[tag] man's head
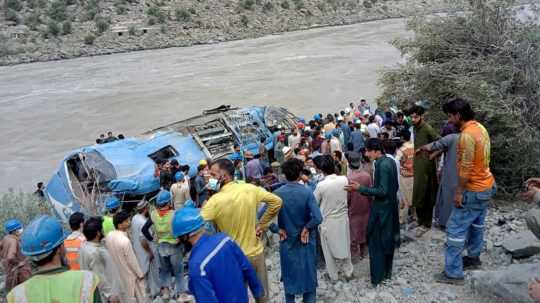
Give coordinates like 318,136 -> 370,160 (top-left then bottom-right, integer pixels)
4,219 -> 23,236
21,215 -> 66,268
210,159 -> 234,185
368,116 -> 375,124
234,143 -> 241,152
347,152 -> 362,170
107,131 -> 113,138
365,138 -> 384,161
400,129 -> 412,142
83,217 -> 104,242
443,98 -> 475,129
383,121 -> 393,130
408,105 -> 425,126
170,159 -> 179,168
313,155 -> 336,175
382,139 -> 397,156
113,210 -> 131,231
99,134 -> 105,139
68,212 -> 85,232
118,134 -> 125,140
396,112 -> 404,124
282,158 -> 304,182
37,182 -> 44,190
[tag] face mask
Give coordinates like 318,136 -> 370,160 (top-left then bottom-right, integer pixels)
208,178 -> 221,192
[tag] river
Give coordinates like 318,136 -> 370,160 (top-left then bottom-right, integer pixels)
0,18 -> 409,192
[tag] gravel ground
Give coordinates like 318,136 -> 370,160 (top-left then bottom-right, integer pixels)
264,200 -> 532,303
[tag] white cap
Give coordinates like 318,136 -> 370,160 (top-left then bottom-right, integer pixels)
344,108 -> 351,114
354,119 -> 361,124
363,110 -> 370,116
277,124 -> 283,129
337,116 -> 344,121
282,146 -> 292,154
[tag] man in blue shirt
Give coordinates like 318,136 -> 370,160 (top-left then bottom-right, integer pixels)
172,207 -> 264,303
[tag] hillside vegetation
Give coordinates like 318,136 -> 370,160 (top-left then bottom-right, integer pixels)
0,0 -> 456,64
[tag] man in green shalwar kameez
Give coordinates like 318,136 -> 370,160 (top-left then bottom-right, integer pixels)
410,105 -> 440,236
345,138 -> 400,286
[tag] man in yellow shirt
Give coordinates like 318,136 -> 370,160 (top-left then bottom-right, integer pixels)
201,158 -> 282,303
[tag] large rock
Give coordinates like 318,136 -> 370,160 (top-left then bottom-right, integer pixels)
470,263 -> 540,303
502,230 -> 540,258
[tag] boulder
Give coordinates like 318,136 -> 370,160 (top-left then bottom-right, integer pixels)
470,263 -> 540,303
502,230 -> 540,258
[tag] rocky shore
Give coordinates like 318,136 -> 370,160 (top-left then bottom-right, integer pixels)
0,0 -> 459,65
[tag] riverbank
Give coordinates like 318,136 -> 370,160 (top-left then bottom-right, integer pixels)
0,0 -> 459,65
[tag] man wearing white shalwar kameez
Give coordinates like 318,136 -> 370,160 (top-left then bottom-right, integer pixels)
314,155 -> 354,281
130,201 -> 160,298
106,210 -> 148,303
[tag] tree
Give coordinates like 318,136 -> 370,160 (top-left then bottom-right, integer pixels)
95,16 -> 109,33
378,1 -> 540,193
62,21 -> 72,34
84,33 -> 95,44
175,8 -> 191,22
47,21 -> 60,36
48,0 -> 67,21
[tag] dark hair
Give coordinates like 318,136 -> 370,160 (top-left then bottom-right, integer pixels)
197,164 -> 206,172
113,210 -> 131,229
33,246 -> 59,267
383,120 -> 394,126
314,155 -> 336,175
260,137 -> 266,143
368,116 -> 375,123
400,129 -> 411,141
385,112 -> 392,119
408,105 -> 425,116
99,134 -> 105,138
282,158 -> 304,181
69,212 -> 85,231
107,131 -> 113,135
365,138 -> 384,152
301,168 -> 312,177
181,165 -> 190,173
212,159 -> 235,177
333,150 -> 342,160
37,182 -> 44,188
396,112 -> 404,118
340,110 -> 345,116
263,166 -> 273,175
118,134 -> 125,139
443,98 -> 475,121
380,132 -> 390,140
83,217 -> 103,241
382,139 -> 397,155
360,99 -> 366,103
96,139 -> 102,144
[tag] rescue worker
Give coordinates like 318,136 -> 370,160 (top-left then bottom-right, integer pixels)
7,215 -> 101,303
103,196 -> 121,236
142,190 -> 188,300
0,219 -> 32,292
64,212 -> 86,270
172,207 -> 264,303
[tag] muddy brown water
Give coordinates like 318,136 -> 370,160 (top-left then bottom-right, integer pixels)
0,18 -> 409,192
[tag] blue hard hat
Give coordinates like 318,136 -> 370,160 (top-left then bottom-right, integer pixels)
184,199 -> 196,208
324,132 -> 332,140
174,172 -> 185,182
172,207 -> 205,237
4,219 -> 22,233
156,190 -> 172,207
230,152 -> 243,161
21,215 -> 66,256
105,196 -> 121,210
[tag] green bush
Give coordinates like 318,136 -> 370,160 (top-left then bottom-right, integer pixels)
84,33 -> 95,44
48,0 -> 67,21
240,14 -> 248,26
62,20 -> 72,34
7,0 -> 23,11
95,16 -> 109,33
160,24 -> 167,33
25,11 -> 42,30
188,7 -> 196,15
128,25 -> 136,35
5,9 -> 19,24
175,8 -> 191,22
47,20 -> 60,36
262,1 -> 273,13
147,6 -> 166,23
84,0 -> 99,21
362,0 -> 372,8
0,191 -> 51,238
147,16 -> 157,25
377,1 -> 540,193
292,0 -> 304,9
280,0 -> 289,9
240,0 -> 255,10
115,4 -> 127,14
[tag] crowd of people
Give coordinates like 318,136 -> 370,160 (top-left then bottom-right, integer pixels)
96,131 -> 125,144
1,97 -> 521,303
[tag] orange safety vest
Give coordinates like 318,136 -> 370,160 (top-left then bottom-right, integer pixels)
64,237 -> 83,270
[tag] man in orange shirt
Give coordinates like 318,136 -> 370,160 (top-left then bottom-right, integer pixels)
435,98 -> 496,285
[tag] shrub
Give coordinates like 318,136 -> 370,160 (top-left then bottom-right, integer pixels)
280,0 -> 289,9
293,0 -> 304,9
115,4 -> 127,14
84,33 -> 95,44
316,2 -> 325,11
188,7 -> 196,15
362,0 -> 372,8
240,14 -> 248,26
6,9 -> 19,24
0,191 -> 51,238
7,0 -> 23,11
47,21 -> 60,36
128,25 -> 136,35
147,16 -> 157,25
95,16 -> 109,33
377,1 -> 540,193
175,8 -> 191,22
147,6 -> 166,23
62,20 -> 72,34
240,0 -> 254,10
84,0 -> 99,21
160,24 -> 167,33
25,11 -> 42,30
262,1 -> 273,13
48,0 -> 67,21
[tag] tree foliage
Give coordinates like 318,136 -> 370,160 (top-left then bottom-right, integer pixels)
378,1 -> 540,193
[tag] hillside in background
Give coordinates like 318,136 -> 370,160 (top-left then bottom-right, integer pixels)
0,0 -> 457,65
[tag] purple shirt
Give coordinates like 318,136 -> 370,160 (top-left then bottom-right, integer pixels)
246,159 -> 264,180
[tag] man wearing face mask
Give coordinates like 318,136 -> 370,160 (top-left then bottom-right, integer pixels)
0,219 -> 32,293
201,159 -> 283,303
7,215 -> 101,303
172,207 -> 264,303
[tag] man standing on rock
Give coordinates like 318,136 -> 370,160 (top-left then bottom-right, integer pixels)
410,105 -> 440,237
345,138 -> 400,286
435,98 -> 496,285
